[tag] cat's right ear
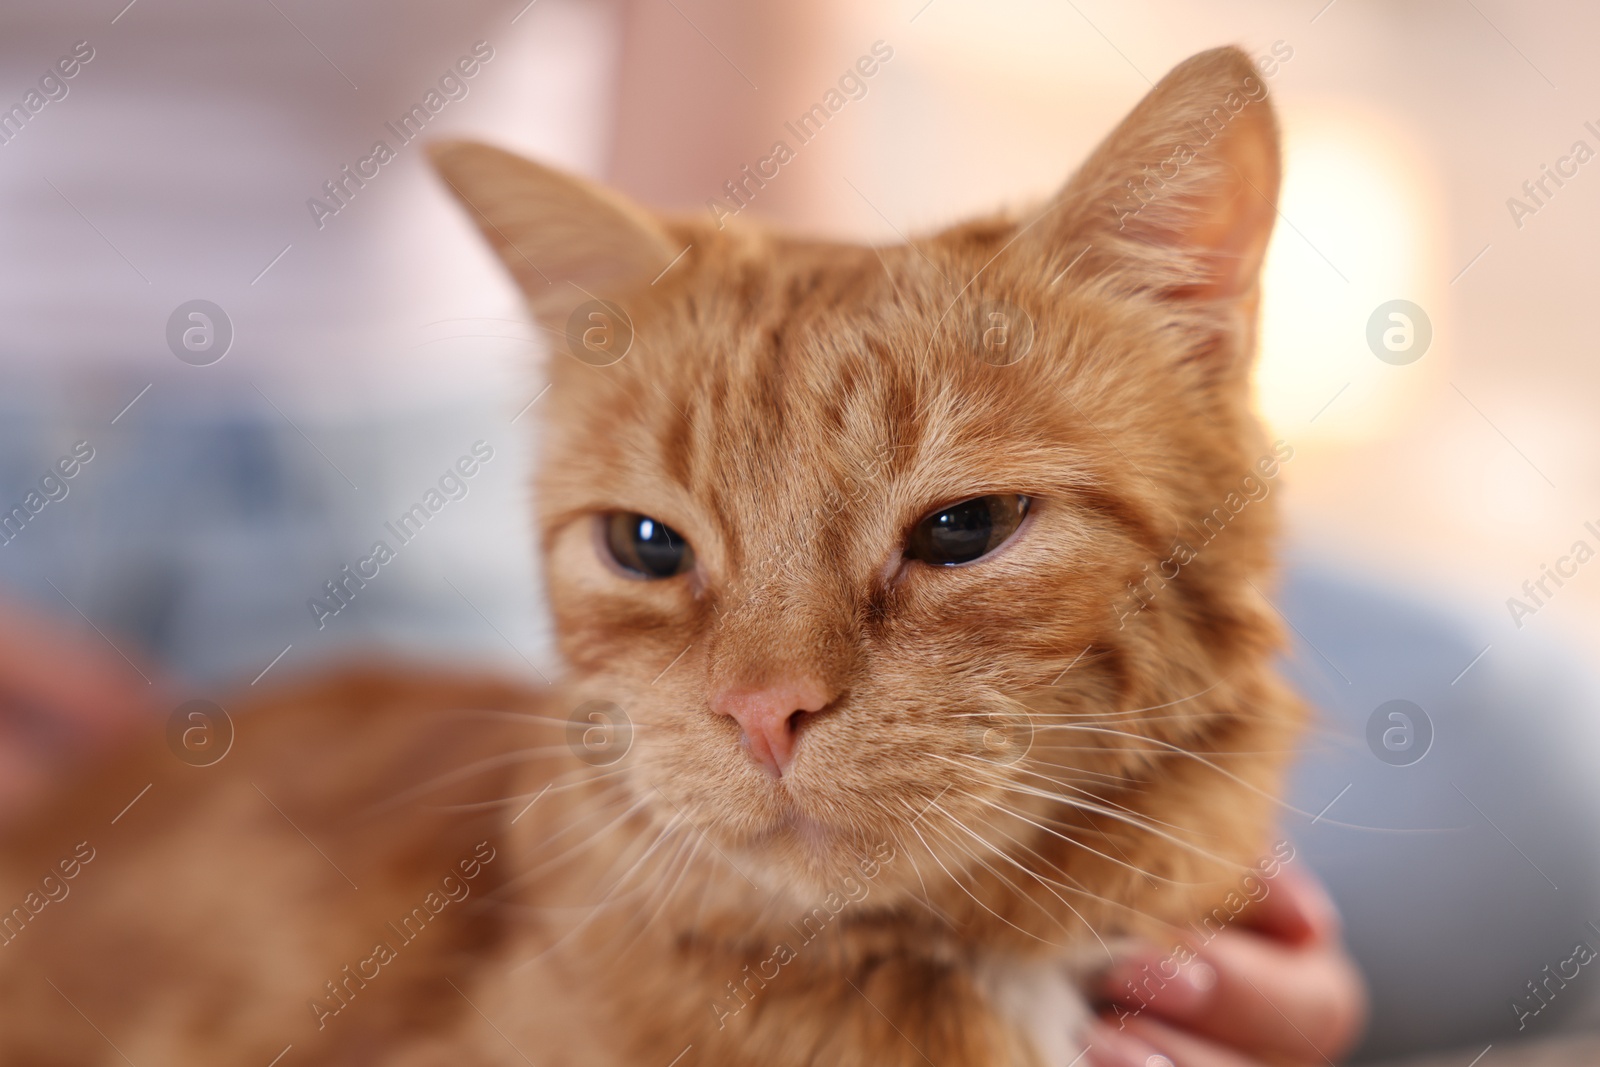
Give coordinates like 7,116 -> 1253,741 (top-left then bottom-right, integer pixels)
1012,47 -> 1281,377
427,141 -> 677,321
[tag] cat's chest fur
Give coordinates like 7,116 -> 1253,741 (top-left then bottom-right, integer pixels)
972,950 -> 1100,1065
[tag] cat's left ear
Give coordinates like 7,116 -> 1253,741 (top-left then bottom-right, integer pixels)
1020,46 -> 1280,363
427,140 -> 677,322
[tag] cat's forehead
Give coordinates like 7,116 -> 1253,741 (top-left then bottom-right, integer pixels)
652,228 -> 1058,419
635,245 -> 1045,452
542,233 -> 1123,545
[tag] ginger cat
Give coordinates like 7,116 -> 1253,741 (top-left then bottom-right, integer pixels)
0,46 -> 1301,1066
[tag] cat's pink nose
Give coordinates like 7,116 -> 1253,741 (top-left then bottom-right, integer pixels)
711,679 -> 832,777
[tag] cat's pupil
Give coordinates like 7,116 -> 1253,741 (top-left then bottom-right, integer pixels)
605,513 -> 695,578
906,495 -> 1029,566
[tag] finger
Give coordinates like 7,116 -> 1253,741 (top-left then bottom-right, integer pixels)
0,726 -> 53,811
1084,1018 -> 1255,1067
1235,866 -> 1341,944
1203,928 -> 1366,1059
0,603 -> 158,736
1104,929 -> 1366,1062
1123,1016 -> 1264,1067
1100,948 -> 1218,1021
1081,1017 -> 1228,1067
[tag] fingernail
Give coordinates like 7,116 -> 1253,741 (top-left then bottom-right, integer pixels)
1102,954 -> 1216,1019
1083,1022 -> 1171,1067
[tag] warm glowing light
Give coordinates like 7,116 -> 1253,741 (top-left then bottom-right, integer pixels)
1256,105 -> 1445,442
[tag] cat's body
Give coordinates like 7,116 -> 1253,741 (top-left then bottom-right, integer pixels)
0,47 -> 1304,1065
0,667 -> 1099,1066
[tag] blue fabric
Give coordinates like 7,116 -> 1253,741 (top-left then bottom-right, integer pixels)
1280,560 -> 1600,1060
0,400 -> 550,686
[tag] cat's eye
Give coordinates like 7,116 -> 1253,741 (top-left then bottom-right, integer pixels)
905,495 -> 1030,567
603,512 -> 696,579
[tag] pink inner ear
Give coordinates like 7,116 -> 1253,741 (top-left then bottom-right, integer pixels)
1019,48 -> 1283,310
427,139 -> 677,318
1178,125 -> 1280,304
1130,102 -> 1279,307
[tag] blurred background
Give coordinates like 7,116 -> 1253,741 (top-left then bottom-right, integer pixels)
3,0 -> 1598,1062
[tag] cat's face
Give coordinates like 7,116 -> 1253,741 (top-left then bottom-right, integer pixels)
433,47 -> 1297,925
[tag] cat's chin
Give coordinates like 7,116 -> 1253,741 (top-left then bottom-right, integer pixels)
740,807 -> 840,861
724,808 -> 908,907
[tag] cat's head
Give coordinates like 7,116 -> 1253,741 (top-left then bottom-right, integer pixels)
431,47 -> 1299,937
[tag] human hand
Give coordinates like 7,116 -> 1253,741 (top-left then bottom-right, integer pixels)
1086,867 -> 1368,1066
0,597 -> 161,820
